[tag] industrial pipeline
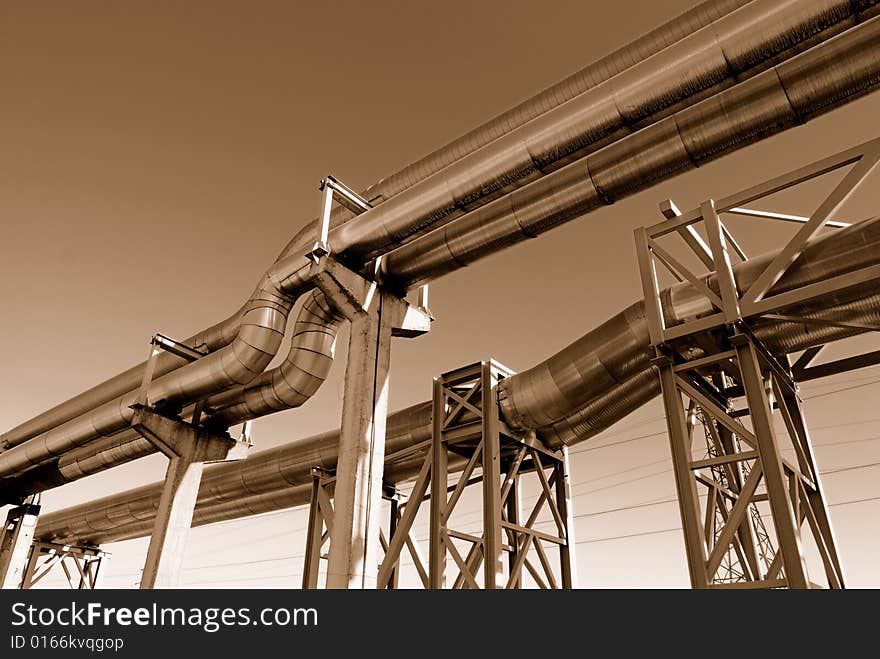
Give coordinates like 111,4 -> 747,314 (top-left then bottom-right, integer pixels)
0,1 -> 877,544
33,211 -> 880,545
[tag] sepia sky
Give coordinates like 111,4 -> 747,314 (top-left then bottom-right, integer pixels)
1,0 -> 879,588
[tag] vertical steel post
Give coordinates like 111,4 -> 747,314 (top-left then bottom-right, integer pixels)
658,362 -> 710,588
734,337 -> 810,588
429,377 -> 448,589
19,546 -> 40,590
505,464 -> 521,588
556,447 -> 577,589
88,552 -> 109,589
302,472 -> 325,590
481,362 -> 503,589
777,382 -> 845,587
388,497 -> 400,590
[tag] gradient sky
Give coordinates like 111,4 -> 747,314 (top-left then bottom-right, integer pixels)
1,1 -> 879,588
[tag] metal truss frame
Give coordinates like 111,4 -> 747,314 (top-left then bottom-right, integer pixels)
374,361 -> 576,589
633,138 -> 880,589
20,541 -> 109,590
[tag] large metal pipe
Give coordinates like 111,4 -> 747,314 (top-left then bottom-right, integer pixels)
8,288 -> 345,490
537,285 -> 880,446
378,12 -> 880,287
498,214 -> 880,432
200,289 -> 345,426
6,8 -> 880,496
0,256 -> 315,479
32,214 -> 880,545
0,0 -> 750,452
325,0 -> 880,263
273,0 -> 755,260
42,272 -> 875,497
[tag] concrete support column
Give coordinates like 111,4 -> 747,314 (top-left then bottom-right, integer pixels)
309,255 -> 430,589
0,500 -> 40,589
131,409 -> 243,589
141,453 -> 206,589
327,290 -> 393,589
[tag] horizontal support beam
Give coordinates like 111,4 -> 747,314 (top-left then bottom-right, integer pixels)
691,450 -> 759,470
726,207 -> 850,229
708,578 -> 788,589
674,350 -> 737,373
500,521 -> 565,546
794,348 -> 880,382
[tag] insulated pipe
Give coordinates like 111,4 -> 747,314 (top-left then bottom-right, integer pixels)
322,0 -> 880,263
33,403 -> 435,545
4,0 -> 869,462
179,0 -> 880,433
0,0 -> 748,451
498,211 -> 880,432
0,256 -> 319,479
537,287 -> 880,446
273,0 -> 755,260
378,13 -> 880,287
7,10 -> 880,496
25,276 -> 878,501
29,217 -> 880,543
0,312 -> 243,452
1,290 -> 345,489
32,288 -> 880,546
201,289 -> 346,426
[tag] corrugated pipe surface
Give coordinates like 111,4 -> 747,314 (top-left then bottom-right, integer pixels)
201,289 -> 346,425
498,213 -> 880,433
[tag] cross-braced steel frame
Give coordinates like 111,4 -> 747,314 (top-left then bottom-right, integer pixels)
20,541 -> 109,590
371,361 -> 576,589
301,361 -> 576,589
634,137 -> 880,588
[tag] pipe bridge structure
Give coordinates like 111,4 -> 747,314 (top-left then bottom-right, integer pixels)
2,0 -> 880,590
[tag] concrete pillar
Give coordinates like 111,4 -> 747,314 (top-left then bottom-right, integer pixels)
131,409 -> 242,589
0,501 -> 40,589
141,453 -> 206,589
308,255 -> 430,589
326,290 -> 394,589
